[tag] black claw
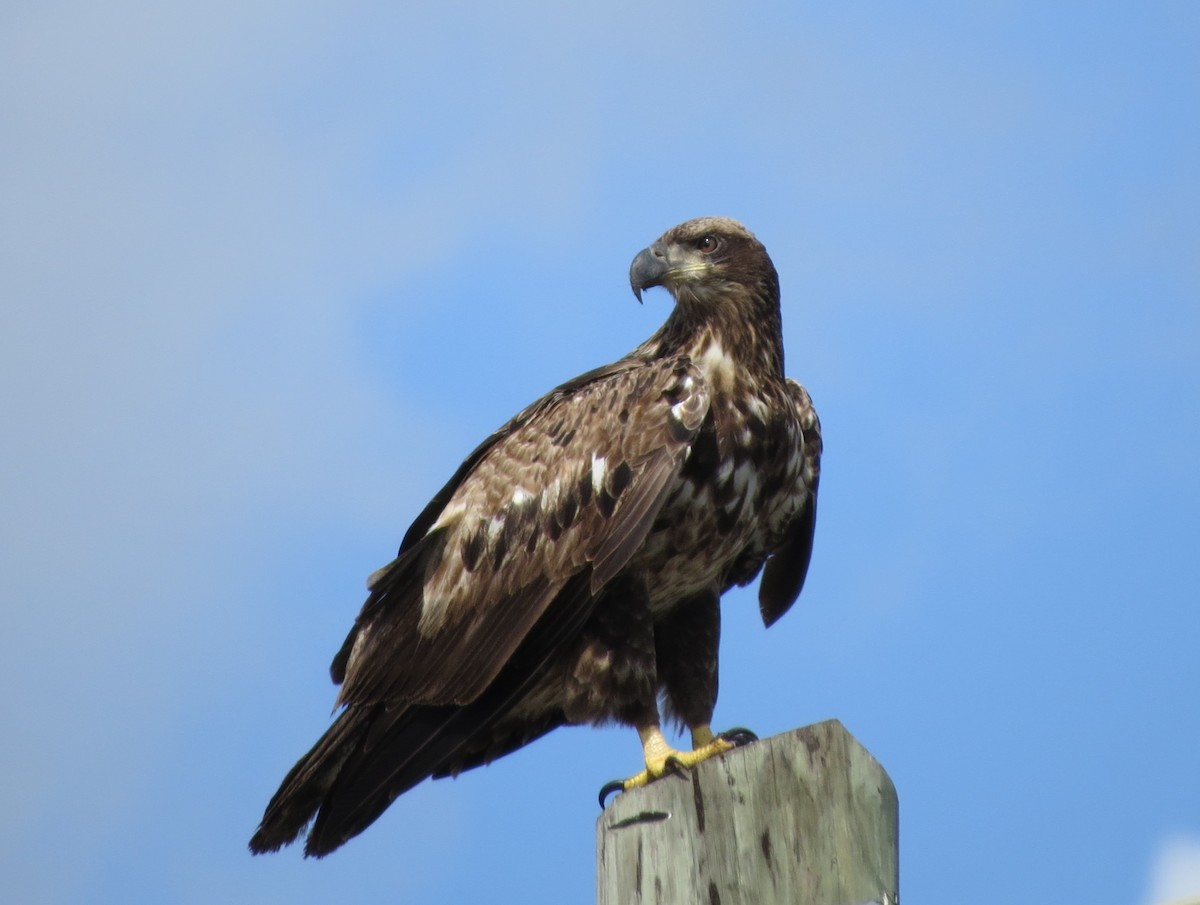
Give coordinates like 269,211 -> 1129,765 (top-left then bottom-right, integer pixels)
718,727 -> 758,747
599,779 -> 626,809
663,755 -> 690,777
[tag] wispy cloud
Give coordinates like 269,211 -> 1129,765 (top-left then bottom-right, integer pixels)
1144,835 -> 1200,905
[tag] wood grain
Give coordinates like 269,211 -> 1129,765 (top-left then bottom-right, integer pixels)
596,721 -> 898,905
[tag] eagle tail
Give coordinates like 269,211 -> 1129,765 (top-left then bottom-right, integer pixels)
248,672 -> 567,858
248,706 -> 371,856
249,702 -> 478,857
303,702 -> 501,856
250,570 -> 599,857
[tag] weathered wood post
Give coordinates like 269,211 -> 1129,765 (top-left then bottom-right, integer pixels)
596,720 -> 898,905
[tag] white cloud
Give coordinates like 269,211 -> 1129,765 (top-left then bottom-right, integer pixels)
1144,835 -> 1200,905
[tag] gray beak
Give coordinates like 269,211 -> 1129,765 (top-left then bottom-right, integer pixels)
628,242 -> 670,303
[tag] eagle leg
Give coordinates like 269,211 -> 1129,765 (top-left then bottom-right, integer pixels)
598,723 -> 756,807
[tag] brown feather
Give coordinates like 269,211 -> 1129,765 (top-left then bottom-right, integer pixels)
759,379 -> 823,626
333,355 -> 709,709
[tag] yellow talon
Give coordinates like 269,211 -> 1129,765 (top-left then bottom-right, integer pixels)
621,738 -> 735,790
599,724 -> 739,805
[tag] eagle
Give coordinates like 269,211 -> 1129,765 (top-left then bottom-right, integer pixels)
249,216 -> 822,857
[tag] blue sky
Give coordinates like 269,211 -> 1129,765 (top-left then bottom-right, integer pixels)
2,2 -> 1198,903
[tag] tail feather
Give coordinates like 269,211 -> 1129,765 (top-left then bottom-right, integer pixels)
305,702 -> 478,856
249,569 -> 598,857
257,695 -> 551,857
248,708 -> 371,855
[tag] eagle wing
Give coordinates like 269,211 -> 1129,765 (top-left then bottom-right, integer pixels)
332,355 -> 710,708
758,379 -> 822,627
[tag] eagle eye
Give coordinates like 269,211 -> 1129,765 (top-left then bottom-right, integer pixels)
696,235 -> 720,254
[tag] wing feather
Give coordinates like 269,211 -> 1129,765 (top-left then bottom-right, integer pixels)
758,379 -> 823,627
391,359 -> 643,559
334,356 -> 709,708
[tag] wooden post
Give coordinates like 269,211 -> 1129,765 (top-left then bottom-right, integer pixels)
596,720 -> 898,905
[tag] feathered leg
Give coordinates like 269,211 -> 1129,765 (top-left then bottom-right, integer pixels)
575,584 -> 753,805
610,589 -> 750,800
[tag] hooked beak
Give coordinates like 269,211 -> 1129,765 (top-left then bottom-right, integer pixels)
628,241 -> 670,303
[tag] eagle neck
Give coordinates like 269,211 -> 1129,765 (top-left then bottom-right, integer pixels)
641,284 -> 785,391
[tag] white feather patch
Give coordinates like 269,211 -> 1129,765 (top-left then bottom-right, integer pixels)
591,453 -> 607,492
486,515 -> 505,542
746,393 -> 770,421
696,339 -> 736,391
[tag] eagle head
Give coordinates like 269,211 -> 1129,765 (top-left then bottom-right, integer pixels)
628,216 -> 777,305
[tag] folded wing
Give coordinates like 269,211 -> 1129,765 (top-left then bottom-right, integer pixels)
331,355 -> 711,709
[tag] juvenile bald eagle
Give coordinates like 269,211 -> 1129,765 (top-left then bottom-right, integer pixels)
249,217 -> 822,857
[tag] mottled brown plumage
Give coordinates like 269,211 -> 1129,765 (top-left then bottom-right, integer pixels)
249,216 -> 822,857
